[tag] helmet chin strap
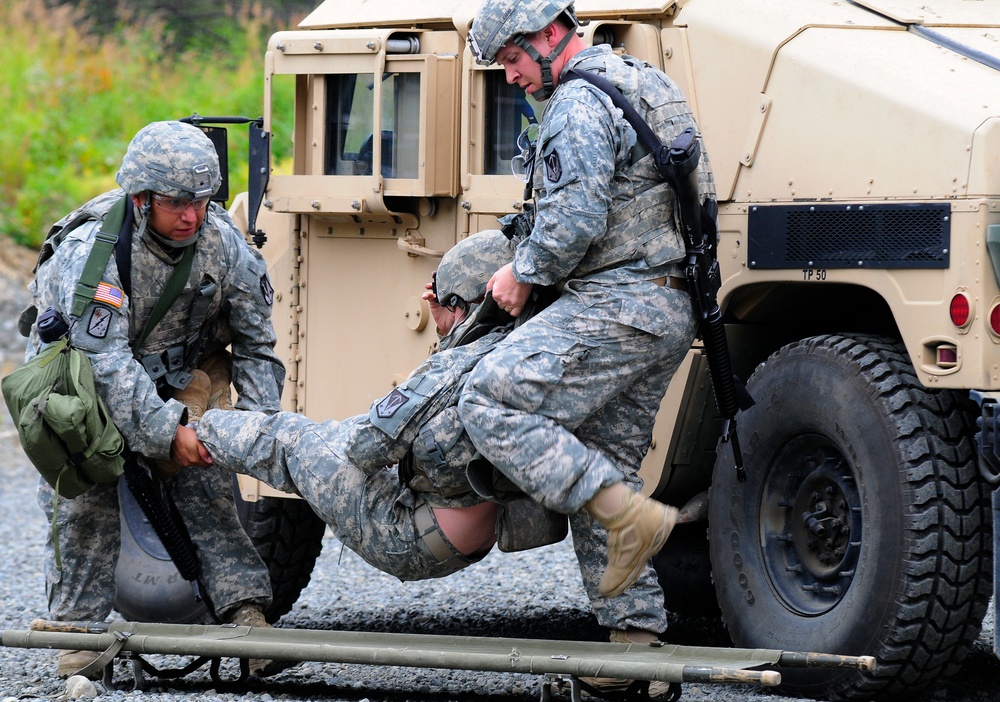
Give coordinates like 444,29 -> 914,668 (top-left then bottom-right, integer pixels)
134,197 -> 153,243
514,28 -> 576,100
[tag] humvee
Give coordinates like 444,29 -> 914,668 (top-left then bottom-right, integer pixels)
114,0 -> 1000,699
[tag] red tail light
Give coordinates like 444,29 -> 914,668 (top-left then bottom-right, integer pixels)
950,293 -> 972,329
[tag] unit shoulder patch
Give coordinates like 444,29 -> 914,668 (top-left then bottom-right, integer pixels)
86,307 -> 113,338
544,150 -> 563,183
261,274 -> 274,306
376,388 -> 410,418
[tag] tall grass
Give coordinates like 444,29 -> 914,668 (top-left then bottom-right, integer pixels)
0,0 -> 293,248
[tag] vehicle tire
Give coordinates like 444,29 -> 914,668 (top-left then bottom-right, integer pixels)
234,492 -> 327,623
116,481 -> 326,625
707,334 -> 992,701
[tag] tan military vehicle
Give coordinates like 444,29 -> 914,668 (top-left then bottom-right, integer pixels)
113,0 -> 1000,699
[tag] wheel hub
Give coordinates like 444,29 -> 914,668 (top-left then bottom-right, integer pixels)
793,471 -> 853,580
760,437 -> 862,616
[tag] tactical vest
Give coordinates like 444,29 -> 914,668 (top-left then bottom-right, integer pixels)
535,53 -> 699,278
33,189 -> 222,392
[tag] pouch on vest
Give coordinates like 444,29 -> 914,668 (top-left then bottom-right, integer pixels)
408,407 -> 480,498
2,337 -> 124,499
496,496 -> 568,553
466,452 -> 522,499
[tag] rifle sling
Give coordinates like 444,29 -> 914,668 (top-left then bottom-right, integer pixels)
565,69 -> 704,250
564,69 -> 664,167
131,246 -> 194,352
564,67 -> 753,480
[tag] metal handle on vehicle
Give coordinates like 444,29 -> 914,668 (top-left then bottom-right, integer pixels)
397,234 -> 444,258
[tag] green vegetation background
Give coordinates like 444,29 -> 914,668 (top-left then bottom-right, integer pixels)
1,1 -> 308,249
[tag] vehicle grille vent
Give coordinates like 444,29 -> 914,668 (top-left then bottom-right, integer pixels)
747,203 -> 950,269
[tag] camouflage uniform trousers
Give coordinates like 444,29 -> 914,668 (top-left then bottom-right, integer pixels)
458,278 -> 697,633
198,409 -> 484,581
36,465 -> 270,622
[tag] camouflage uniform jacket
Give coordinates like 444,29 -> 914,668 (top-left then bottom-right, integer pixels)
28,189 -> 285,460
514,44 -> 716,288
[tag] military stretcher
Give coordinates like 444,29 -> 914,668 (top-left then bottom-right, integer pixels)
4,619 -> 875,700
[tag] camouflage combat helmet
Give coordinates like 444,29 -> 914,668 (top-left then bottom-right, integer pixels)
469,0 -> 579,99
116,121 -> 221,199
434,229 -> 517,310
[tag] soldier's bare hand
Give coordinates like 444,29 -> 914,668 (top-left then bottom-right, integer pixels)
171,424 -> 214,467
423,281 -> 461,334
488,263 -> 532,317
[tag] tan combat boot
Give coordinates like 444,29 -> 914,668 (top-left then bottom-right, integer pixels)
579,630 -> 675,699
200,350 -> 235,411
56,649 -> 102,679
155,370 -> 211,478
174,369 -> 212,422
586,483 -> 678,598
228,602 -> 273,677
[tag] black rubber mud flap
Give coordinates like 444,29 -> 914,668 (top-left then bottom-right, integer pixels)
652,522 -> 719,618
708,334 -> 991,701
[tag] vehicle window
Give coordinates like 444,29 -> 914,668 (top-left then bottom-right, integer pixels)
324,72 -> 421,179
325,74 -> 373,175
483,71 -> 541,175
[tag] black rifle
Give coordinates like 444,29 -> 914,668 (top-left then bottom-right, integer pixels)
121,448 -> 216,618
567,69 -> 754,481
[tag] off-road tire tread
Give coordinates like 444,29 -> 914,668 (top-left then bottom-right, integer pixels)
715,334 -> 991,701
239,496 -> 327,623
828,335 -> 991,699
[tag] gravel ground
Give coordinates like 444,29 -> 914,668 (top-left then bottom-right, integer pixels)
0,243 -> 999,702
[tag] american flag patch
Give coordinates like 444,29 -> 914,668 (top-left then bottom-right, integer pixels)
94,281 -> 124,308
